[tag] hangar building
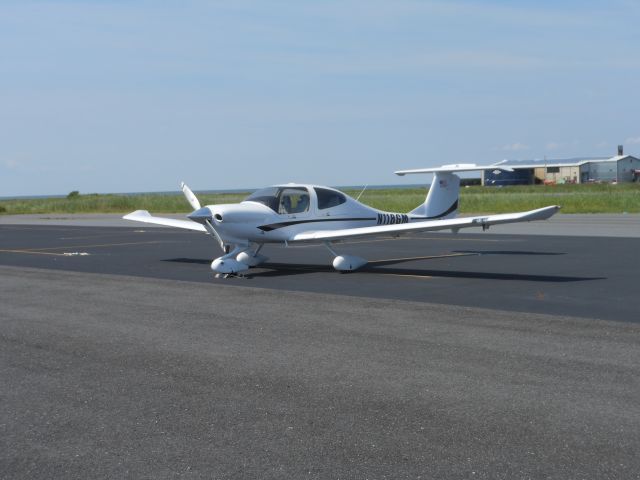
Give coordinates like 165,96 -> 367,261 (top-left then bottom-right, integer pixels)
482,148 -> 640,186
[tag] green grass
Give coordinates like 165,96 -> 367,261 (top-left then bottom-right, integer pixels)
1,183 -> 640,215
351,183 -> 640,214
0,193 -> 247,215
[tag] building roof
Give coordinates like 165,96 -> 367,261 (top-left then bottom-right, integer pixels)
497,155 -> 634,169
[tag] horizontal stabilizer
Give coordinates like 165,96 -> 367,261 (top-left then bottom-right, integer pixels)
395,162 -> 514,175
122,210 -> 206,232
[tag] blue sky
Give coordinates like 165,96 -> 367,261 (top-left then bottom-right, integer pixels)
1,0 -> 639,196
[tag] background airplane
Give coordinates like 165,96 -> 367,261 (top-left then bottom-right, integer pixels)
124,163 -> 560,276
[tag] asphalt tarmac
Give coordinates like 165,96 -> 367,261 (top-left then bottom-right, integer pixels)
2,223 -> 640,478
0,224 -> 636,322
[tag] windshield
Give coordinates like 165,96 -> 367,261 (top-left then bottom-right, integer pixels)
243,187 -> 280,211
244,187 -> 310,214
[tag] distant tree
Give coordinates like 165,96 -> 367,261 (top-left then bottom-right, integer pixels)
67,190 -> 80,199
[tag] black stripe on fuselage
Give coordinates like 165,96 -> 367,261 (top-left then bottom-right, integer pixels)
257,217 -> 377,232
258,199 -> 458,231
411,200 -> 458,220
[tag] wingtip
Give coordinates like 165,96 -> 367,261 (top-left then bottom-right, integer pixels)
122,210 -> 150,220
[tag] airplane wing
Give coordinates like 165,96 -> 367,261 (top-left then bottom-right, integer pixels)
123,210 -> 206,232
290,205 -> 560,243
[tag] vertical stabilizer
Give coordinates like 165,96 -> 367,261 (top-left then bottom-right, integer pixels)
395,162 -> 514,220
410,172 -> 460,219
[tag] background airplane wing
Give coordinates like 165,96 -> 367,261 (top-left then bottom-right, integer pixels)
290,205 -> 560,243
123,210 -> 206,232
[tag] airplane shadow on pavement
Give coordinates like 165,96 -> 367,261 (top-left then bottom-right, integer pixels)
163,255 -> 604,283
255,264 -> 603,283
452,250 -> 567,256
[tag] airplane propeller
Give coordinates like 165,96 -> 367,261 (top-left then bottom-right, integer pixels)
180,182 -> 201,210
180,181 -> 226,250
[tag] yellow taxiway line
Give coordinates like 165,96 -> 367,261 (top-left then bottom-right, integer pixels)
367,252 -> 479,265
384,273 -> 433,279
26,240 -> 171,251
0,248 -> 69,256
0,240 -> 172,256
362,252 -> 480,280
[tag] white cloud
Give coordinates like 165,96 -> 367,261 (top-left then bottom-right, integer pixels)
545,142 -> 562,150
595,141 -> 608,148
298,0 -> 599,29
1,157 -> 59,174
499,142 -> 529,152
272,50 -> 549,76
625,136 -> 640,144
3,159 -> 20,170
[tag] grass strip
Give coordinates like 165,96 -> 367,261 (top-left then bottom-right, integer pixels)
1,183 -> 639,215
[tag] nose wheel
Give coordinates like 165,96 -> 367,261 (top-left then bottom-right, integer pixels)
211,244 -> 265,278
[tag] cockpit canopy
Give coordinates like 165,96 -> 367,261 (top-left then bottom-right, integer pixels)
243,186 -> 347,214
244,187 -> 310,214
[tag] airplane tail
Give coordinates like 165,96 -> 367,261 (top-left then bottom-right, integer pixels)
395,162 -> 514,220
410,172 -> 460,219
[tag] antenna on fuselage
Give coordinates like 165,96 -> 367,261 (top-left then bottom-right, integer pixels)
355,184 -> 368,201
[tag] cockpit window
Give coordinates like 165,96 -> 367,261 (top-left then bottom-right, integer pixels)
278,188 -> 310,214
244,187 -> 310,214
314,187 -> 347,210
243,187 -> 280,212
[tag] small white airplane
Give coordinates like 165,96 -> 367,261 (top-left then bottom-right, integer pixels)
123,163 -> 560,277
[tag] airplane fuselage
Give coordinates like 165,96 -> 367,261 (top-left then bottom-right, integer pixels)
191,184 -> 421,245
